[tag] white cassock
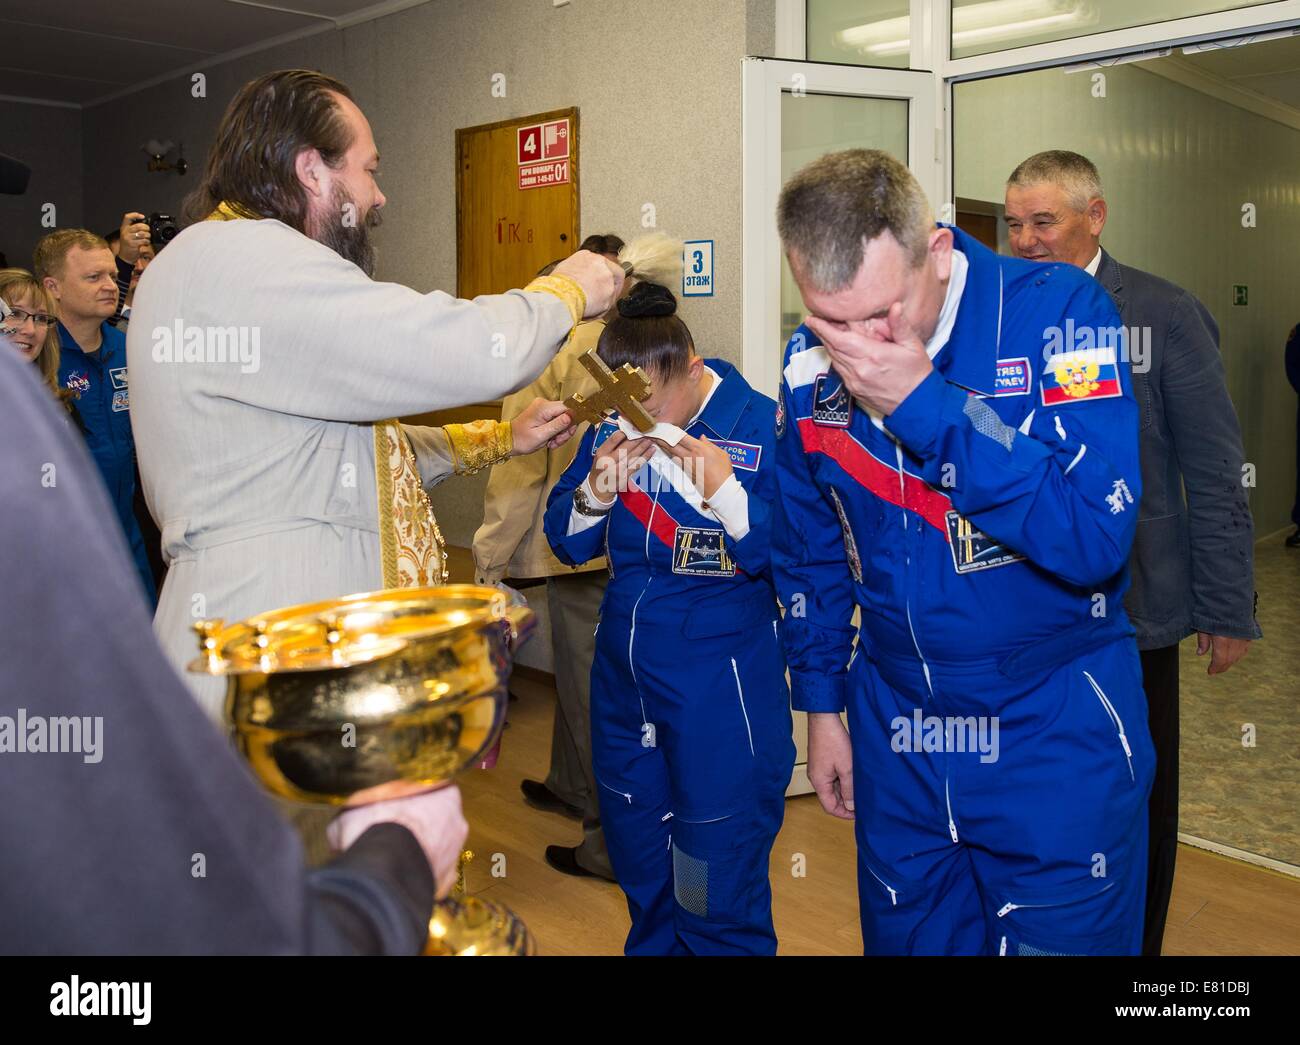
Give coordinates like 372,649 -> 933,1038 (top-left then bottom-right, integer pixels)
127,214 -> 584,722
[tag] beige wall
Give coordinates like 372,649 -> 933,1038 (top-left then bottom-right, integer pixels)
955,61 -> 1299,537
72,0 -> 772,546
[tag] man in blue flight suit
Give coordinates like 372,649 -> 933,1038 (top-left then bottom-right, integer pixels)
772,149 -> 1152,956
544,282 -> 794,955
36,228 -> 156,603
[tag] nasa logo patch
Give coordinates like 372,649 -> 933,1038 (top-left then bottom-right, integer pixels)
812,373 -> 851,428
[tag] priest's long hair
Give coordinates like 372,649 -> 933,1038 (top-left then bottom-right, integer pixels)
184,69 -> 355,235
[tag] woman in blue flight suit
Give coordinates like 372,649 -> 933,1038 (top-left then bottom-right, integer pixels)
544,282 -> 794,955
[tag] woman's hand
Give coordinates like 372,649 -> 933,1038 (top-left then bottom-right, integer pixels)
588,430 -> 654,504
656,432 -> 734,500
511,398 -> 576,455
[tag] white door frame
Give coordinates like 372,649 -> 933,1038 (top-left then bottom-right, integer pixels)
754,1 -> 1300,388
741,57 -> 938,398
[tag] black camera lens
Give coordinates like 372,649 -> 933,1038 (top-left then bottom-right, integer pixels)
148,212 -> 178,248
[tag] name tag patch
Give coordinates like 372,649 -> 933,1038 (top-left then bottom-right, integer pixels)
672,527 -> 735,576
945,511 -> 1025,574
812,373 -> 852,427
713,439 -> 761,471
990,357 -> 1030,397
109,366 -> 128,391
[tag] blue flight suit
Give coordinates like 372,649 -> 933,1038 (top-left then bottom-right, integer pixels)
772,226 -> 1153,956
57,320 -> 156,604
544,359 -> 795,955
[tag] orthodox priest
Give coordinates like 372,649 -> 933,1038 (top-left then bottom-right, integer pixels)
127,70 -> 623,721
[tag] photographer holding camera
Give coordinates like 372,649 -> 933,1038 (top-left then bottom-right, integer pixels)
107,211 -> 174,330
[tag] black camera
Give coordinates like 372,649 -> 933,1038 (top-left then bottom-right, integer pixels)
148,212 -> 178,249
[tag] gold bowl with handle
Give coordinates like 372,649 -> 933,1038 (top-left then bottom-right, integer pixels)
189,583 -> 536,955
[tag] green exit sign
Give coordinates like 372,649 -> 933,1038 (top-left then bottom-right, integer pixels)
1232,284 -> 1248,306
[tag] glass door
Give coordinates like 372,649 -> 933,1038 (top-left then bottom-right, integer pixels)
742,58 -> 939,399
742,58 -> 938,794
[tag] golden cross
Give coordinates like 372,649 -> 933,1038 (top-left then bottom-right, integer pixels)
563,349 -> 656,433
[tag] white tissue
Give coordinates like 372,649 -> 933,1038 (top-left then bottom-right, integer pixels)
616,416 -> 686,446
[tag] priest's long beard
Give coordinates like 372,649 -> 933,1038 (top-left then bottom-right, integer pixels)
311,183 -> 382,277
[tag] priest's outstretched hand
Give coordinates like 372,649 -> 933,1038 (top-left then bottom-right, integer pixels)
551,249 -> 626,319
511,397 -> 578,454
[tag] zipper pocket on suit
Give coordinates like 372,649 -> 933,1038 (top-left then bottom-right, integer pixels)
865,862 -> 899,907
996,879 -> 1115,919
730,657 -> 755,757
1082,670 -> 1134,782
598,779 -> 632,804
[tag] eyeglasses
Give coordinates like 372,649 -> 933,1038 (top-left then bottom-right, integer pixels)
2,307 -> 56,328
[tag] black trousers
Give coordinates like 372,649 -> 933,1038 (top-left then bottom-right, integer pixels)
1292,399 -> 1300,527
1140,644 -> 1180,956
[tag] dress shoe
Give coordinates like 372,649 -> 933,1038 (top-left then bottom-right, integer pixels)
520,778 -> 582,820
545,844 -> 615,882
1286,527 -> 1300,548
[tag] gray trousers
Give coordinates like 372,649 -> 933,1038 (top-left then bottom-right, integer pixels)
543,570 -> 613,878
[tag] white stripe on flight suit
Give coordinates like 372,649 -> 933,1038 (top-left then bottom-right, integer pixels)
730,657 -> 755,757
995,269 -> 1003,351
899,431 -> 935,699
782,344 -> 833,390
627,472 -> 665,728
1064,444 -> 1087,475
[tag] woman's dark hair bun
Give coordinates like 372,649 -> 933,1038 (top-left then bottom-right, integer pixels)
617,281 -> 677,319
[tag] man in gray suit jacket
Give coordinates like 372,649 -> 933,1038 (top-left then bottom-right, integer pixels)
1005,151 -> 1260,956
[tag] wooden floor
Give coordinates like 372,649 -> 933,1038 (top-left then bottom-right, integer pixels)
458,673 -> 1300,956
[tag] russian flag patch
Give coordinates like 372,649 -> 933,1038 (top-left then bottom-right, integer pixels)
1040,348 -> 1122,407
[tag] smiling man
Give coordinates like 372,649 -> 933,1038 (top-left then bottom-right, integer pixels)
35,229 -> 155,603
772,148 -> 1151,956
1005,150 -> 1260,956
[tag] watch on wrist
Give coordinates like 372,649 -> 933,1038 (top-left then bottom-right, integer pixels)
574,482 -> 615,517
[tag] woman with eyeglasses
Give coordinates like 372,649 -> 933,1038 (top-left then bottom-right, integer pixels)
0,268 -> 80,425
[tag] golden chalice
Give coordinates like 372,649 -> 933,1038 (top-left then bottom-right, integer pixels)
189,583 -> 536,955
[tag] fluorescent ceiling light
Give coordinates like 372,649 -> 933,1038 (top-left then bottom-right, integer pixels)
838,0 -> 1094,58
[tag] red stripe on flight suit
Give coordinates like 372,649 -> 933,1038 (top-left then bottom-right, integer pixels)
619,482 -> 749,576
619,485 -> 681,550
797,417 -> 952,538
